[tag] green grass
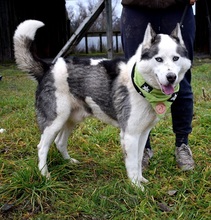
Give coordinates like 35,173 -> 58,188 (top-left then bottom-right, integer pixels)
0,60 -> 211,219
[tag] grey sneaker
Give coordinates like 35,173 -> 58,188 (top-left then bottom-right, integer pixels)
142,148 -> 153,170
175,144 -> 195,171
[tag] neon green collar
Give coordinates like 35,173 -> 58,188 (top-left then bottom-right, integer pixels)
131,64 -> 179,118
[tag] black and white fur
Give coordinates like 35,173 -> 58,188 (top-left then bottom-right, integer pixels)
13,20 -> 191,189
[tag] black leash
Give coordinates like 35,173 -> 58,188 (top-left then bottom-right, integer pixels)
180,5 -> 189,28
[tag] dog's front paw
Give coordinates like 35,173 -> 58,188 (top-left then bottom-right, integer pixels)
131,179 -> 145,191
140,176 -> 149,183
69,157 -> 80,164
130,176 -> 148,191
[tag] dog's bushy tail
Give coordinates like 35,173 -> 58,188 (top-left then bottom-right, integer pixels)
13,20 -> 48,82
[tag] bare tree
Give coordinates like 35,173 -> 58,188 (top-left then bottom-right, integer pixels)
66,0 -> 121,33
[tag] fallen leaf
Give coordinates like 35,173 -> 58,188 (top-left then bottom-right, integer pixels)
167,189 -> 178,196
158,202 -> 172,212
1,203 -> 14,212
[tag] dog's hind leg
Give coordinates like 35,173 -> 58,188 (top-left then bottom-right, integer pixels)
37,127 -> 59,178
54,121 -> 79,164
37,116 -> 71,177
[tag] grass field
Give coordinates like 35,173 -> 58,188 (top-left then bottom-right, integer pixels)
0,59 -> 211,219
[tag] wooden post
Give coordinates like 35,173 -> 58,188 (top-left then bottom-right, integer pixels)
115,32 -> 118,53
85,34 -> 88,54
52,0 -> 104,63
99,33 -> 103,52
105,0 -> 113,59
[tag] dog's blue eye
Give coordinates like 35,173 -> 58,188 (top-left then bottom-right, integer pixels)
173,56 -> 179,61
155,57 -> 163,62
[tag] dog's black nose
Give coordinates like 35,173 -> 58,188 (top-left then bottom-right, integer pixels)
167,72 -> 176,84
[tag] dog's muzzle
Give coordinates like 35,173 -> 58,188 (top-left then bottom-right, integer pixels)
160,72 -> 177,95
166,72 -> 177,84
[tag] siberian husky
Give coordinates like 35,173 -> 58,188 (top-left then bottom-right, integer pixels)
13,20 -> 191,189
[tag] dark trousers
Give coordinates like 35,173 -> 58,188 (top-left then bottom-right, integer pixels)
120,5 -> 195,147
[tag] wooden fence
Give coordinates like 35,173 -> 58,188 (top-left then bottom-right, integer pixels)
83,31 -> 121,54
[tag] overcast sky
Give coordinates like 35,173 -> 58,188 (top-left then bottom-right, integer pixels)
65,0 -> 122,18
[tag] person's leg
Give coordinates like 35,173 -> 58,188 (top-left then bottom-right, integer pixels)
159,6 -> 195,170
159,6 -> 195,143
121,6 -> 154,59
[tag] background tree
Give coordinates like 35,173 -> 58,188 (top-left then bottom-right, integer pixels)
66,0 -> 121,33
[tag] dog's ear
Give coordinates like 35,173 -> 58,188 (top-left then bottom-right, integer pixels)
170,23 -> 185,45
142,23 -> 157,48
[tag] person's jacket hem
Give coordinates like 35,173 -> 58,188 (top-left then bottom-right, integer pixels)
121,0 -> 190,9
